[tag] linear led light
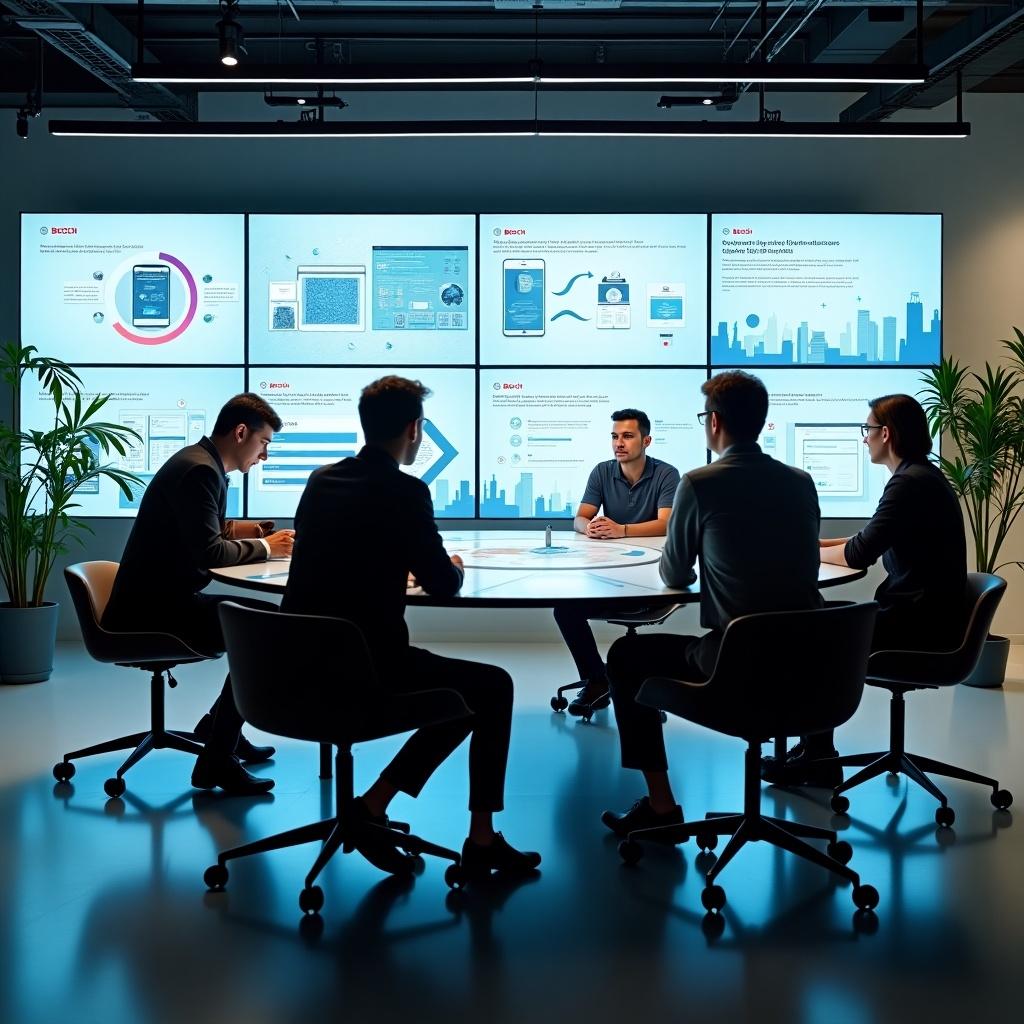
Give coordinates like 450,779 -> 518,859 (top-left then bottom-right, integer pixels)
129,61 -> 929,87
48,119 -> 969,140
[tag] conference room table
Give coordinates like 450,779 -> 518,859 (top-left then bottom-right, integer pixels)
210,531 -> 867,778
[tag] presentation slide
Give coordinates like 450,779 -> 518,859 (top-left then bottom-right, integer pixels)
479,214 -> 708,366
479,369 -> 708,518
711,214 -> 941,367
247,367 -> 476,519
19,367 -> 245,518
20,214 -> 245,365
248,215 -> 476,366
755,367 -> 929,518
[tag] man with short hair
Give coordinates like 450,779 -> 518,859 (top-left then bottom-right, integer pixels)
104,393 -> 295,795
554,408 -> 680,715
601,371 -> 822,837
282,375 -> 541,879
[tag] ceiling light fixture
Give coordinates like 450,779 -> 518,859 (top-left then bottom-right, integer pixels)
217,0 -> 244,68
263,94 -> 347,109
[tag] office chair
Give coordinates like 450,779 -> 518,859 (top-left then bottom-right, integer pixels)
54,562 -> 213,797
824,573 -> 1013,826
550,602 -> 681,722
203,602 -> 473,917
618,601 -> 880,918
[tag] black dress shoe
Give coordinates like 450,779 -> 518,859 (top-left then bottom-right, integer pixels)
461,832 -> 542,879
348,798 -> 420,875
567,685 -> 611,717
191,753 -> 275,796
761,748 -> 843,788
760,741 -> 805,776
601,796 -> 684,839
194,714 -> 276,765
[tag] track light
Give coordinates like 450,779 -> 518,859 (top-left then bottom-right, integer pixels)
263,94 -> 347,109
217,1 -> 244,67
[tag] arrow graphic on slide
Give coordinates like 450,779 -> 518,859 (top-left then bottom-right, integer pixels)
420,419 -> 459,485
551,271 -> 593,296
551,309 -> 591,322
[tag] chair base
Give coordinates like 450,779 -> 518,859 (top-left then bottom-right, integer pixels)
52,666 -> 204,796
618,742 -> 879,916
204,747 -> 463,916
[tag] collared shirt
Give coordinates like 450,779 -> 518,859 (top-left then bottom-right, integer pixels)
581,455 -> 680,525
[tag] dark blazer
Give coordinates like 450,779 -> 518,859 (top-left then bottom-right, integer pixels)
844,459 -> 967,650
104,437 -> 265,630
659,442 -> 823,671
281,445 -> 463,670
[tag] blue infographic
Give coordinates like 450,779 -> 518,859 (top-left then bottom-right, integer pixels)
248,215 -> 476,365
478,369 -> 707,518
753,367 -> 930,518
18,366 -> 245,518
20,214 -> 245,365
247,367 -> 475,518
711,214 -> 941,366
479,214 -> 708,365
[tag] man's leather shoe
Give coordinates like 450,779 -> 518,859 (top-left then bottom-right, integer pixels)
460,832 -> 542,879
191,753 -> 275,796
761,747 -> 843,788
194,713 -> 276,765
760,740 -> 806,776
601,796 -> 684,840
348,798 -> 420,875
567,684 -> 611,717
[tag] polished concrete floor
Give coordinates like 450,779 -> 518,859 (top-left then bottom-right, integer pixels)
1,641 -> 1021,1024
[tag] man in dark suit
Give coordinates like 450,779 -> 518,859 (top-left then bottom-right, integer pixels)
104,393 -> 294,795
282,375 -> 540,879
601,371 -> 823,838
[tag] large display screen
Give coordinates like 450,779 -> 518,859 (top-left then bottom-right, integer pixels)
19,212 -> 941,519
479,214 -> 708,366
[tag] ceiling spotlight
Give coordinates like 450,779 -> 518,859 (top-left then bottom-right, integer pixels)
263,94 -> 347,109
702,98 -> 714,106
217,1 -> 244,67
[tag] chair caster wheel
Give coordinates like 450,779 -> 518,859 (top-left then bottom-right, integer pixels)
104,776 -> 126,798
618,839 -> 643,866
53,761 -> 75,783
991,789 -> 1012,811
830,793 -> 850,815
852,883 -> 879,911
444,864 -> 464,890
695,831 -> 718,852
550,696 -> 568,713
701,884 -> 726,913
581,711 -> 593,724
204,864 -> 229,890
935,805 -> 955,828
827,840 -> 853,865
299,885 -> 324,915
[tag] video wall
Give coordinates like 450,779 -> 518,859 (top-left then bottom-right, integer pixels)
20,212 -> 941,519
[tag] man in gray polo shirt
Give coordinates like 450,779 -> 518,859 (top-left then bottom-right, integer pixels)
554,408 -> 680,716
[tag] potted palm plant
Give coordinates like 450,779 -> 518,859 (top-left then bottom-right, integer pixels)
919,328 -> 1024,688
0,343 -> 142,683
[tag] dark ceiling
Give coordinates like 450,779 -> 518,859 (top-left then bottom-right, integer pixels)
2,1 -> 1023,125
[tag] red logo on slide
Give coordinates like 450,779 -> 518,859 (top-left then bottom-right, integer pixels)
50,226 -> 78,234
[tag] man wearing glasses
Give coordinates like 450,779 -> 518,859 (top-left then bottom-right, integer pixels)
601,370 -> 823,837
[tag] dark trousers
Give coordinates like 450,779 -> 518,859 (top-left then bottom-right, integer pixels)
553,604 -> 615,687
378,647 -> 513,813
106,592 -> 278,759
606,631 -> 721,773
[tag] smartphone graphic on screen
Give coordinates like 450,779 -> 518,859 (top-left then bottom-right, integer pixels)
132,264 -> 171,329
502,258 -> 545,336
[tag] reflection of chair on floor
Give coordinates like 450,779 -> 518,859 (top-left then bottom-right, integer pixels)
550,603 -> 680,723
54,562 -> 213,798
824,573 -> 1013,826
619,602 -> 880,918
204,602 -> 472,918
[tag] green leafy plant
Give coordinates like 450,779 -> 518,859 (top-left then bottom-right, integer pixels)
0,343 -> 143,607
919,328 -> 1024,575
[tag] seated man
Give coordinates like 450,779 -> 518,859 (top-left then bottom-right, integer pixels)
555,408 -> 679,715
281,375 -> 540,879
103,393 -> 295,795
601,371 -> 823,836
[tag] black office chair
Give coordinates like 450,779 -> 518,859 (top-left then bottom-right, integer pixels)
203,602 -> 473,917
618,602 -> 880,918
550,602 -> 681,722
824,573 -> 1013,826
54,562 -> 212,797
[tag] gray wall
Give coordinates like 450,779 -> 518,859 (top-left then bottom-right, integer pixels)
1,90 -> 1021,640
